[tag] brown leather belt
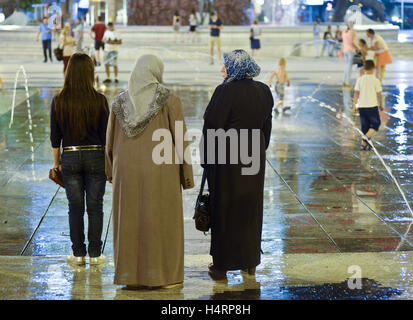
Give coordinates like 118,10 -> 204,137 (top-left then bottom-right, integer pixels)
63,145 -> 104,152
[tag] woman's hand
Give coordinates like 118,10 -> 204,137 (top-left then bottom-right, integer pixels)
52,148 -> 61,172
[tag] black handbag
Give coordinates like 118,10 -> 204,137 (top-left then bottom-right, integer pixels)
54,46 -> 64,61
353,52 -> 364,65
193,170 -> 210,233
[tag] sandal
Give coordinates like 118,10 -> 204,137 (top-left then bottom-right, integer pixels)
360,139 -> 372,151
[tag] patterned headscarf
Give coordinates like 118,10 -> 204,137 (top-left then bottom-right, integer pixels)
223,49 -> 261,83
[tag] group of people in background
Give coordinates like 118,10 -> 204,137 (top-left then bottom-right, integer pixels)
36,15 -> 122,83
172,11 -> 261,65
312,20 -> 391,152
342,22 -> 392,86
172,10 -> 200,43
313,20 -> 392,87
89,17 -> 123,84
313,19 -> 343,58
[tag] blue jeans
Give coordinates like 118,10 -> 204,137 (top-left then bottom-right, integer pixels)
42,39 -> 52,61
344,51 -> 355,83
322,39 -> 333,57
314,38 -> 320,57
61,150 -> 106,257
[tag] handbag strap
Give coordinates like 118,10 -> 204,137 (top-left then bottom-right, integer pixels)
199,170 -> 207,197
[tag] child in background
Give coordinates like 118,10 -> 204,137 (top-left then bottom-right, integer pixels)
353,60 -> 383,151
357,39 -> 368,76
269,58 -> 291,114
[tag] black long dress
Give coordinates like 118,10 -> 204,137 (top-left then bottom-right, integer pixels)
201,78 -> 273,271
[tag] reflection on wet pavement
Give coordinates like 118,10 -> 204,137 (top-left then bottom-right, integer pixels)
1,82 -> 413,299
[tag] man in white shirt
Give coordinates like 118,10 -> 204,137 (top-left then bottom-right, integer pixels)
353,60 -> 383,151
102,22 -> 122,84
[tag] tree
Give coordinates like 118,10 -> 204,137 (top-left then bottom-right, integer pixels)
213,0 -> 251,25
128,0 -> 198,25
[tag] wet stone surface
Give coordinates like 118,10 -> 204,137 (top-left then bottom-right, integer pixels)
1,81 -> 413,299
278,278 -> 404,300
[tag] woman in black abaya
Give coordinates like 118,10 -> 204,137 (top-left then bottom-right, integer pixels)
201,49 -> 273,280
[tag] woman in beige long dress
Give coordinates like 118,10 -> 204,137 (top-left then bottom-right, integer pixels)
105,55 -> 194,289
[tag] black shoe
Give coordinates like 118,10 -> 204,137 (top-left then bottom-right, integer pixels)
208,264 -> 227,281
282,106 -> 291,112
114,79 -> 119,84
43,59 -> 47,63
103,79 -> 112,84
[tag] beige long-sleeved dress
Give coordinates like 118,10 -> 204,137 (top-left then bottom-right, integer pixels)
105,93 -> 194,286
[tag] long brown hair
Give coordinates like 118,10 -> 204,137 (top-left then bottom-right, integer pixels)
54,53 -> 107,143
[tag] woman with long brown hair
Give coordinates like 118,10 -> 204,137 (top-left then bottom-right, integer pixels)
50,53 -> 109,266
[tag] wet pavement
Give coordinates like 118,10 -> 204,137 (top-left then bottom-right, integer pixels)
1,58 -> 413,299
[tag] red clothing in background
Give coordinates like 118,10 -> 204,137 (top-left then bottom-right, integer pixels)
91,23 -> 107,41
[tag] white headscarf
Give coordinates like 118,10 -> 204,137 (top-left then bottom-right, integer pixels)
112,54 -> 170,137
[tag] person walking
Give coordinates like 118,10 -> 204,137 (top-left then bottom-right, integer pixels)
342,21 -> 358,87
36,17 -> 53,63
366,29 -> 392,82
90,16 -> 107,66
321,25 -> 333,57
209,12 -> 223,65
102,22 -> 122,84
250,19 -> 262,60
172,11 -> 181,43
50,53 -> 109,266
353,60 -> 383,150
268,57 -> 291,114
105,55 -> 194,289
313,19 -> 321,58
334,25 -> 343,56
188,9 -> 198,43
73,17 -> 84,53
356,38 -> 373,76
59,23 -> 76,74
201,49 -> 273,281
